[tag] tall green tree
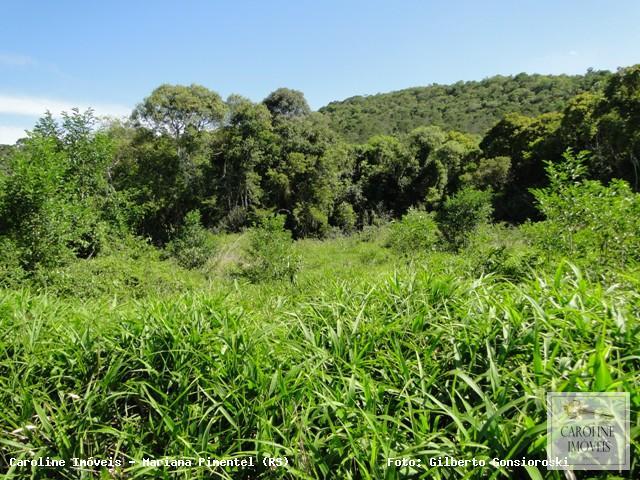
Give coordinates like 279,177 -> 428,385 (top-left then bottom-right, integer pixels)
207,97 -> 277,229
132,84 -> 226,140
481,112 -> 563,221
595,65 -> 640,188
263,88 -> 311,119
119,84 -> 226,241
353,135 -> 415,219
266,113 -> 340,236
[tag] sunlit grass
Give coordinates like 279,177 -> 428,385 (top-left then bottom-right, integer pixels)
0,241 -> 638,479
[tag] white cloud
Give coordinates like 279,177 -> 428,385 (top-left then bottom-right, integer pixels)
0,53 -> 36,67
0,126 -> 28,145
0,94 -> 131,118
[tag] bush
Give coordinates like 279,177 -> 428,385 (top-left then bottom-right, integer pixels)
436,187 -> 493,250
40,242 -> 202,298
242,215 -> 301,282
0,111 -> 123,274
529,150 -> 640,267
332,201 -> 357,233
464,224 -> 541,280
165,210 -> 216,269
387,208 -> 440,256
218,206 -> 252,232
0,238 -> 26,288
293,203 -> 329,238
0,136 -> 74,271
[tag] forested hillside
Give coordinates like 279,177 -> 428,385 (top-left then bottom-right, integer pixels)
320,70 -> 611,142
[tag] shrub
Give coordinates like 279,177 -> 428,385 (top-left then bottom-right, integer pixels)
332,201 -> 357,233
529,150 -> 640,267
293,203 -> 329,238
218,206 -> 252,232
464,224 -> 541,280
0,136 -> 75,271
41,242 -> 202,298
0,111 -> 122,274
387,208 -> 440,256
436,187 -> 493,250
242,215 -> 301,282
165,210 -> 216,269
0,238 -> 26,288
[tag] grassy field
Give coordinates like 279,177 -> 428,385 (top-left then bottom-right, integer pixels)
0,231 -> 638,479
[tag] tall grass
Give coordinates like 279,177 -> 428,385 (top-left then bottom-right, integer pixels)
0,253 -> 637,479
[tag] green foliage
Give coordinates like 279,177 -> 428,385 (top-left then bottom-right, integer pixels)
132,83 -> 226,139
41,239 -> 202,298
530,150 -> 640,267
263,87 -> 311,119
0,135 -> 73,271
321,70 -> 611,142
460,155 -> 511,190
292,202 -> 329,238
242,215 -> 301,282
3,67 -> 640,480
387,208 -> 440,256
165,210 -> 217,269
353,134 -> 415,215
119,86 -> 228,242
480,111 -> 564,221
331,201 -> 357,233
1,260 -> 637,479
0,111 -> 121,273
464,223 -> 541,280
0,237 -> 26,287
595,65 -> 640,188
437,187 -> 493,250
86,68 -> 640,245
208,98 -> 275,219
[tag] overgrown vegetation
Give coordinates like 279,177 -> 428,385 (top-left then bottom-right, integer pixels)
241,214 -> 301,283
387,208 -> 440,256
165,210 -> 217,269
1,65 -> 639,479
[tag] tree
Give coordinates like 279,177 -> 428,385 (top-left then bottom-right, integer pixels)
113,130 -> 194,242
354,135 -> 416,218
558,92 -> 602,151
263,88 -> 311,119
264,113 -> 340,237
460,156 -> 511,190
595,65 -> 640,188
207,98 -> 277,228
404,127 -> 481,207
320,70 -> 611,142
433,131 -> 481,194
405,126 -> 448,205
165,210 -> 216,269
529,149 -> 640,266
132,84 -> 226,140
118,85 -> 226,241
481,112 -> 563,221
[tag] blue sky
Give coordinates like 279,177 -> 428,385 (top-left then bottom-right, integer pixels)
1,0 -> 638,143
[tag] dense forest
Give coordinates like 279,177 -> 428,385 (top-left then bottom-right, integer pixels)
0,65 -> 639,479
0,65 -> 638,278
320,70 -> 612,142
